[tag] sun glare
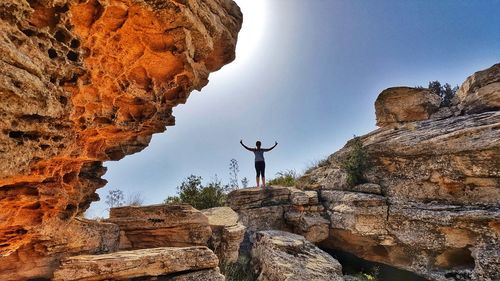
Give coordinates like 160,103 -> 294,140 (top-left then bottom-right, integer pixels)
233,0 -> 268,64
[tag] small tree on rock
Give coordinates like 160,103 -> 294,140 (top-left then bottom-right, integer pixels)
105,189 -> 125,209
428,80 -> 458,107
164,175 -> 227,210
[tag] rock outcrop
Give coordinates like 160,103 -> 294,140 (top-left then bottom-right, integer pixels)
52,246 -> 221,281
375,87 -> 441,126
227,186 -> 329,243
0,0 -> 241,279
106,204 -> 212,249
456,63 -> 500,114
0,218 -> 120,281
251,230 -> 344,281
298,63 -> 500,281
201,207 -> 246,264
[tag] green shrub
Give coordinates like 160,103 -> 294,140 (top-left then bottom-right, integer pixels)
268,170 -> 297,187
164,175 -> 227,209
341,136 -> 368,186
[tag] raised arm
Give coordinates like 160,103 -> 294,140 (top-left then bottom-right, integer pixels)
240,140 -> 255,151
263,141 -> 278,152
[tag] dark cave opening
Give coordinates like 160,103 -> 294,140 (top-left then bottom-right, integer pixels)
323,248 -> 430,281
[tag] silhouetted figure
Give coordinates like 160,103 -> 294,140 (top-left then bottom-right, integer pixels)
240,140 -> 278,188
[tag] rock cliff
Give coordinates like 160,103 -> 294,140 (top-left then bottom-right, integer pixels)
0,0 -> 241,279
298,63 -> 499,281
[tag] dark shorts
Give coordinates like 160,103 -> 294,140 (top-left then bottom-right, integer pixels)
255,161 -> 265,178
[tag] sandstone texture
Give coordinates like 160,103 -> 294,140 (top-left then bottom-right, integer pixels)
52,246 -> 220,281
456,63 -> 500,114
164,268 -> 225,281
375,87 -> 441,126
106,204 -> 212,249
201,207 -> 246,264
251,230 -> 344,281
0,0 -> 241,279
298,63 -> 500,280
0,218 -> 119,281
227,186 -> 329,243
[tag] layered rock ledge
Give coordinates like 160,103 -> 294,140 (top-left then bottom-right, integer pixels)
107,204 -> 213,249
227,186 -> 330,244
52,246 -> 221,281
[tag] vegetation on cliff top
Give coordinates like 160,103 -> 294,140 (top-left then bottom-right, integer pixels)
341,136 -> 369,186
425,80 -> 458,107
164,175 -> 228,210
268,169 -> 298,187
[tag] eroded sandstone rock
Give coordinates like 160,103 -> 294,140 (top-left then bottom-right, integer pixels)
375,87 -> 441,127
0,0 -> 241,279
52,246 -> 220,281
456,63 -> 500,114
251,230 -> 344,281
106,204 -> 212,249
201,207 -> 246,264
227,186 -> 329,243
0,218 -> 120,281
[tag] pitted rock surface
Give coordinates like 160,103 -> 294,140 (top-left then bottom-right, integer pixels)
0,0 -> 241,279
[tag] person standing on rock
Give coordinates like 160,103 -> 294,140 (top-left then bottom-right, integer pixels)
240,140 -> 278,188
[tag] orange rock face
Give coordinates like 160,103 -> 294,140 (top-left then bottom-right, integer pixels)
0,0 -> 241,279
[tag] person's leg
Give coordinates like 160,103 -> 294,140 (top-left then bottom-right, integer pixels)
261,162 -> 266,188
255,162 -> 260,187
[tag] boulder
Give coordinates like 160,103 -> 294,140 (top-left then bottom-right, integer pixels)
106,204 -> 212,250
284,211 -> 329,242
251,230 -> 344,281
237,205 -> 291,233
202,207 -> 246,264
52,246 -> 220,281
456,63 -> 500,114
375,87 -> 441,126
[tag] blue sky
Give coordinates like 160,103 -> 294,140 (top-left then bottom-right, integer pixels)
86,0 -> 500,217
